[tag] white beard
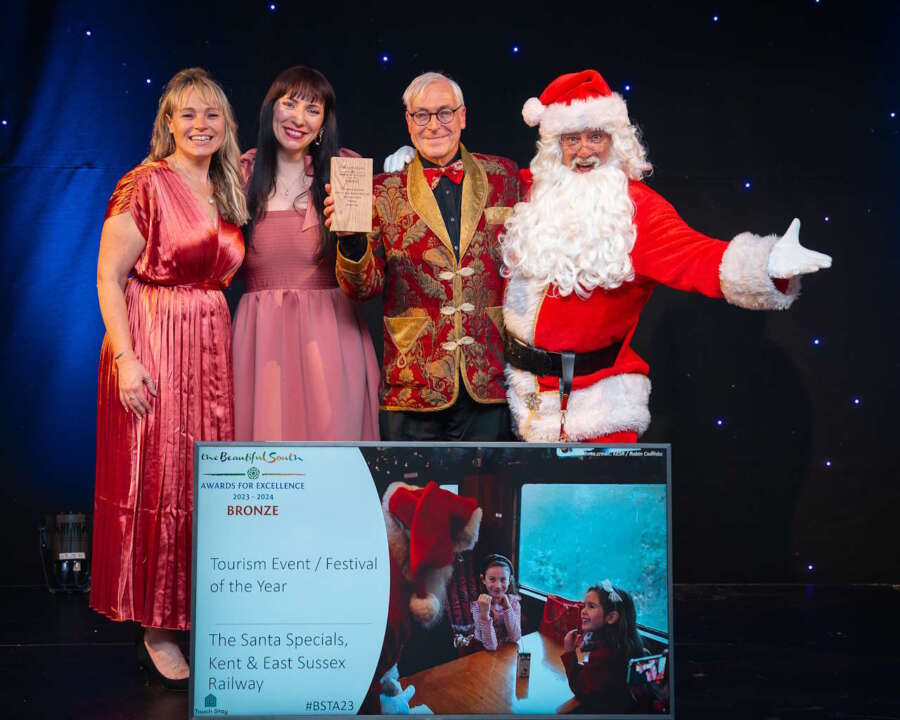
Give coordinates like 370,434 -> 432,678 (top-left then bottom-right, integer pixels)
501,148 -> 637,299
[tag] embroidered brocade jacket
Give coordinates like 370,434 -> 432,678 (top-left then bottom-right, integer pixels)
336,146 -> 518,411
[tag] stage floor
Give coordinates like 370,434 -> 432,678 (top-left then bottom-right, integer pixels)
2,585 -> 898,719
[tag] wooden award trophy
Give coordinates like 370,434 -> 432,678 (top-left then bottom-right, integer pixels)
329,156 -> 373,233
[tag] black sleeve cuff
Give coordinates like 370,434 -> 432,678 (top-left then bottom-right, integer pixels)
338,234 -> 367,261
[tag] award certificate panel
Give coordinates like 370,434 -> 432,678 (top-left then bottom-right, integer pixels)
192,445 -> 389,717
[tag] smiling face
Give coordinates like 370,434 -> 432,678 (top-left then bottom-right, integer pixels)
560,129 -> 613,173
272,92 -> 325,159
405,80 -> 466,166
165,88 -> 225,162
581,589 -> 619,632
482,563 -> 510,599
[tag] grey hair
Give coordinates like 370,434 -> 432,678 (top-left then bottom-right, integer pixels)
402,72 -> 464,110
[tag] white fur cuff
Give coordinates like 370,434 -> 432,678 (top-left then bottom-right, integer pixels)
720,232 -> 801,310
505,367 -> 651,442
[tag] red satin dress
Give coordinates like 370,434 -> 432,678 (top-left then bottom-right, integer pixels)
90,161 -> 244,630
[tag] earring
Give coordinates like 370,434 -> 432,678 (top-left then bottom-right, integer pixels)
314,129 -> 324,146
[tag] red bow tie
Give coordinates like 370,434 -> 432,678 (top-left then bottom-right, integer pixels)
423,160 -> 464,190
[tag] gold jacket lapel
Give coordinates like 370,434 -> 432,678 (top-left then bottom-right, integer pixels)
459,145 -> 488,259
406,153 -> 453,257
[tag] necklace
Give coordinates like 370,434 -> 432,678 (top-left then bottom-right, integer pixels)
276,173 -> 310,199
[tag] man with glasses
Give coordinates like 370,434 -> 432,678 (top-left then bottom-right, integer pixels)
331,72 -> 519,440
501,69 -> 832,443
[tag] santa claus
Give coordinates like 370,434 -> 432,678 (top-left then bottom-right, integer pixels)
362,481 -> 482,713
501,69 -> 832,443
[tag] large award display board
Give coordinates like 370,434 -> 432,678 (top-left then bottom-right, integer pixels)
191,444 -> 673,719
191,446 -> 390,716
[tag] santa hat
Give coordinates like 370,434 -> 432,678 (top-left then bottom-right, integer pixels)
522,69 -> 631,138
383,481 -> 482,625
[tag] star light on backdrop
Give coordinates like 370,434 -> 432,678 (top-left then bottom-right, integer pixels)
3,0 -> 888,589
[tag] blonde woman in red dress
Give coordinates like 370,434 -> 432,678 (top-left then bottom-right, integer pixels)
92,68 -> 248,689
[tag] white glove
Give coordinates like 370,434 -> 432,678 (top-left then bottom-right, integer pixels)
384,145 -> 416,173
767,218 -> 832,278
380,683 -> 415,714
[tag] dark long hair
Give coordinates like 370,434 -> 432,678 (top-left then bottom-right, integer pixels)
582,585 -> 646,664
245,66 -> 340,261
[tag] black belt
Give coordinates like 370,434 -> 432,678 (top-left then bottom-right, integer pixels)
504,335 -> 622,441
504,335 -> 622,379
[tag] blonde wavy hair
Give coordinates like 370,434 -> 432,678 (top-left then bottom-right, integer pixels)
145,67 -> 249,226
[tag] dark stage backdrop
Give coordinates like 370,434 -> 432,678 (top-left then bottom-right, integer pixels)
2,1 -> 898,584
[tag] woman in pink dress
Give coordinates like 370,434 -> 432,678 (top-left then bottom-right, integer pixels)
92,68 -> 247,688
233,66 -> 379,441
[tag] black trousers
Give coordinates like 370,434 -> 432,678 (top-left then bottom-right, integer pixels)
380,388 -> 512,441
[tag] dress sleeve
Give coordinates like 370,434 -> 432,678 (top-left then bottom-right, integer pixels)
105,165 -> 152,240
471,601 -> 498,651
501,595 -> 522,643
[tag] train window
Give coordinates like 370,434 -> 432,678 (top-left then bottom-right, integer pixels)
439,484 -> 458,494
518,483 -> 668,633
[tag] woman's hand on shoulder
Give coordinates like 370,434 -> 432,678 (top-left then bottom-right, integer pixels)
116,351 -> 157,417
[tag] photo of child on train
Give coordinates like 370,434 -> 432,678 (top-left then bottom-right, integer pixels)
356,445 -> 671,715
561,581 -> 646,714
472,553 -> 522,651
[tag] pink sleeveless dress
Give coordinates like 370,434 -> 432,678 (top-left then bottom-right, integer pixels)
232,150 -> 379,441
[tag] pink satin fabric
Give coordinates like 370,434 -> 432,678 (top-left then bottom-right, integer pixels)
232,151 -> 379,441
91,161 -> 244,630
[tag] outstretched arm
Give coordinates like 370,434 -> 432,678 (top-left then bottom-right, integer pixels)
630,183 -> 831,310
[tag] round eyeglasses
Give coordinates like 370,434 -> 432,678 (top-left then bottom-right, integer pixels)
407,104 -> 463,127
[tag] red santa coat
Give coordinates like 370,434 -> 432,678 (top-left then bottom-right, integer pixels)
503,175 -> 799,442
